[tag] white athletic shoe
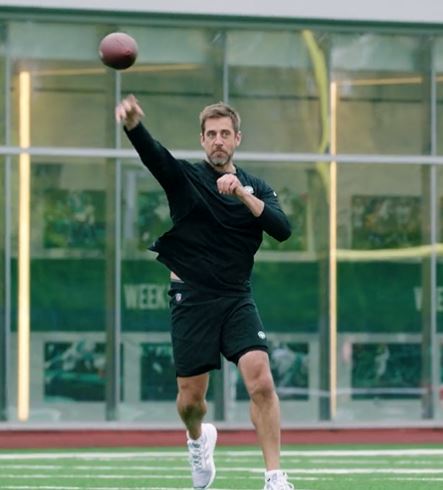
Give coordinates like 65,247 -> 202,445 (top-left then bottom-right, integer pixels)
264,470 -> 295,490
187,423 -> 217,489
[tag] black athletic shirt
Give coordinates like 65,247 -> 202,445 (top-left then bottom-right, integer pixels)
125,123 -> 291,295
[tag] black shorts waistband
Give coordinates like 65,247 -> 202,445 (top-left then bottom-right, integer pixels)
168,279 -> 252,298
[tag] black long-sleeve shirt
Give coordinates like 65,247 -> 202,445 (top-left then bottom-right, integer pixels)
125,123 -> 291,295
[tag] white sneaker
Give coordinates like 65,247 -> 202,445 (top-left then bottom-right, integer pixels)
187,423 -> 217,489
264,470 -> 294,490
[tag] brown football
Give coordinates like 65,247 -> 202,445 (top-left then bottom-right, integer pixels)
99,32 -> 138,70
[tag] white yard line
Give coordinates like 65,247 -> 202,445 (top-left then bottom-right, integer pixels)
395,478 -> 443,481
0,488 -> 238,490
1,448 -> 443,461
2,465 -> 443,473
3,468 -> 443,478
264,468 -> 443,475
0,452 -> 187,460
233,449 -> 443,457
0,487 -> 228,490
0,465 -> 192,470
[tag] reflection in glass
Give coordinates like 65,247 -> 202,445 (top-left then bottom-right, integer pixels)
43,189 -> 106,250
10,21 -> 109,147
351,343 -> 421,399
351,195 -> 421,249
44,341 -> 124,402
228,30 -> 321,153
435,37 -> 443,155
332,33 -> 425,154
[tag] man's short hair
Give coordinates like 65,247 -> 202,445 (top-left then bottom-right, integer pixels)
199,102 -> 241,134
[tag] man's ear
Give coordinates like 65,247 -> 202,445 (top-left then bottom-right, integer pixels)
200,133 -> 204,147
235,131 -> 242,147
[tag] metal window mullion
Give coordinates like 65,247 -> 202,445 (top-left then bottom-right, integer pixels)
114,71 -> 122,413
0,22 -> 12,422
105,65 -> 121,421
429,39 -> 439,418
4,146 -> 443,166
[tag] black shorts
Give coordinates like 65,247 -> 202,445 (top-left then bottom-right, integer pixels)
168,281 -> 269,377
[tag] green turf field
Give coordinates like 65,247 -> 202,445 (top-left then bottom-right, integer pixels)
1,445 -> 443,489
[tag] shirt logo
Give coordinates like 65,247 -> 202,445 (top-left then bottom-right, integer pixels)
244,185 -> 254,194
258,331 -> 266,340
175,293 -> 182,302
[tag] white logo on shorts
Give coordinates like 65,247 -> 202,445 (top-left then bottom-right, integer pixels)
175,293 -> 182,302
257,331 -> 266,340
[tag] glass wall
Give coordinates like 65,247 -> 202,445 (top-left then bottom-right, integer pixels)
332,33 -> 439,421
333,33 -> 426,154
227,30 -> 321,153
0,19 -> 8,422
336,163 -> 426,421
437,41 -> 443,419
9,22 -> 111,148
436,166 -> 442,420
0,11 -> 442,425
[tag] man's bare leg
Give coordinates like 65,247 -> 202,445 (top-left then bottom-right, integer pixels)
176,373 -> 209,439
238,350 -> 281,470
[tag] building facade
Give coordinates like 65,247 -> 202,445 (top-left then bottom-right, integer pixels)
0,1 -> 442,427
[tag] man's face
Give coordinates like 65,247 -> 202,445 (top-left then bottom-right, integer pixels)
200,117 -> 241,167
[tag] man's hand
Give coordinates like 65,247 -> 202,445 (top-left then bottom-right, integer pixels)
115,94 -> 145,131
216,173 -> 244,196
217,174 -> 264,217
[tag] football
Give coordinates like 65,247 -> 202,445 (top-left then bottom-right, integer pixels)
99,32 -> 138,70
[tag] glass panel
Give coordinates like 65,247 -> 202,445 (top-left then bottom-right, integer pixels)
8,156 -> 18,422
120,26 -> 216,150
227,30 -> 322,153
438,166 -> 443,418
2,16 -> 440,426
120,161 -> 176,422
9,21 -> 111,148
0,156 -> 8,421
225,162 -> 322,424
435,38 -> 443,155
336,163 -> 432,422
332,34 -> 425,154
10,157 -> 109,422
433,40 -> 443,416
0,21 -> 6,146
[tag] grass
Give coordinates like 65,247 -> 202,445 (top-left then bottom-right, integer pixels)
1,445 -> 443,489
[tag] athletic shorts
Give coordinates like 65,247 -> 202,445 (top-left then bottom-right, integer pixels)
168,281 -> 269,377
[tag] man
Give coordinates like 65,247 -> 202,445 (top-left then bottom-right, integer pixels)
116,95 -> 294,490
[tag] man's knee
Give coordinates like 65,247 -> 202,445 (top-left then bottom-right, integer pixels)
238,351 -> 276,400
178,389 -> 205,407
243,365 -> 276,401
177,376 -> 208,410
248,373 -> 276,402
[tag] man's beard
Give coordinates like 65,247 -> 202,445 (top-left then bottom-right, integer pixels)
209,150 -> 231,166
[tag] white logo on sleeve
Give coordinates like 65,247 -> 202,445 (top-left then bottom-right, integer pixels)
258,331 -> 266,340
175,293 -> 182,302
244,185 -> 254,194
